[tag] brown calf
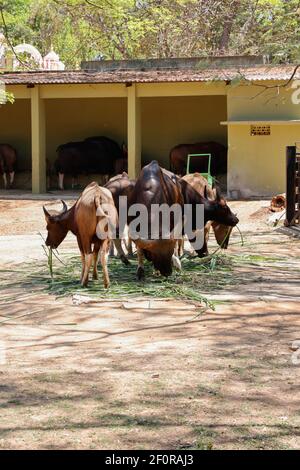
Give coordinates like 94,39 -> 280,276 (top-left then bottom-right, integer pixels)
43,182 -> 117,288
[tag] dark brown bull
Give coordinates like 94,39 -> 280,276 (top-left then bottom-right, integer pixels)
85,136 -> 125,175
181,173 -> 234,257
128,161 -> 184,279
55,137 -> 127,190
127,162 -> 238,279
0,144 -> 17,189
170,141 -> 227,176
55,141 -> 86,190
114,144 -> 128,175
43,182 -> 117,288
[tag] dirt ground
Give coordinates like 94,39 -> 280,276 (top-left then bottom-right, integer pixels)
0,196 -> 299,450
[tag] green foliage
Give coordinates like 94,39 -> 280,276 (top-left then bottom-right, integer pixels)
0,80 -> 14,104
0,0 -> 299,67
4,90 -> 14,103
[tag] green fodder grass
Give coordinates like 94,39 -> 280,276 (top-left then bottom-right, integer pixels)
0,253 -> 238,310
46,254 -> 236,308
0,249 -> 289,310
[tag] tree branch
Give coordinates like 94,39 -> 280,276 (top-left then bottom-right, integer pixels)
0,6 -> 32,70
248,64 -> 300,100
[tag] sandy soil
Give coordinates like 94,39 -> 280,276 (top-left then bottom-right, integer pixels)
0,197 -> 299,450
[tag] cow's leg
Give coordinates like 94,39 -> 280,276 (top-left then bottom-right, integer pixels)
100,240 -> 110,289
77,239 -> 85,284
137,247 -> 145,281
72,177 -> 79,189
172,241 -> 182,271
9,172 -> 15,188
80,252 -> 85,283
196,243 -> 208,258
114,238 -> 130,265
109,241 -> 115,257
172,239 -> 182,271
127,237 -> 133,256
205,223 -> 211,244
3,173 -> 7,189
172,254 -> 182,271
195,224 -> 211,258
81,253 -> 93,287
58,173 -> 64,191
93,243 -> 101,280
174,240 -> 180,258
178,238 -> 184,257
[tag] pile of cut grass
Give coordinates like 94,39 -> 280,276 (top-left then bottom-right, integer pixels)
43,254 -> 234,310
0,252 -> 237,311
0,247 -> 287,311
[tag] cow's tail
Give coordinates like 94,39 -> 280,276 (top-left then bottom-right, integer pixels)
94,195 -> 106,218
95,195 -> 113,241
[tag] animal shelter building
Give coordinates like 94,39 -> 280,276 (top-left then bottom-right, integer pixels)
1,56 -> 300,197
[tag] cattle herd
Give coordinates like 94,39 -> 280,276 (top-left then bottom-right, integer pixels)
0,137 -> 128,190
1,136 -> 236,288
0,137 -> 227,191
43,162 -> 238,289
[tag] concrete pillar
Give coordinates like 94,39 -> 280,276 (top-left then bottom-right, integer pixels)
127,84 -> 141,179
31,86 -> 46,194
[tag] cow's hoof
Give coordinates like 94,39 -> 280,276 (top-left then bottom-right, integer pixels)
172,255 -> 182,271
104,282 -> 110,289
137,267 -> 145,281
93,273 -> 99,281
120,255 -> 130,266
197,252 -> 209,259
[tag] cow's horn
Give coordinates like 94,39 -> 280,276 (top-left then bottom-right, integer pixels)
43,206 -> 50,218
61,200 -> 68,213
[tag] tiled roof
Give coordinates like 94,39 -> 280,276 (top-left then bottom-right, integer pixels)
1,65 -> 300,85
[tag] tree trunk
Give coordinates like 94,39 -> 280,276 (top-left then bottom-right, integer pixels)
218,1 -> 241,53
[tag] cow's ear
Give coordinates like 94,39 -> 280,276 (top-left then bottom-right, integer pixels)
204,185 -> 208,200
43,206 -> 50,219
215,186 -> 222,202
